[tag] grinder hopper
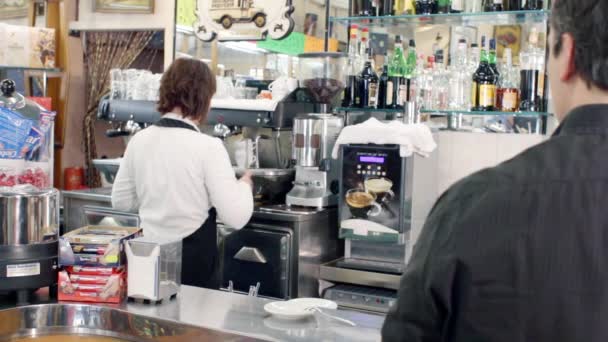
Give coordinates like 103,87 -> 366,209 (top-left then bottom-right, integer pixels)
298,52 -> 347,113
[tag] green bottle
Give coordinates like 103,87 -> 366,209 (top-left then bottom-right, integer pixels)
397,39 -> 417,105
389,36 -> 407,108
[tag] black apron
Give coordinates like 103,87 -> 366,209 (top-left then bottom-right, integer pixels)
154,118 -> 219,289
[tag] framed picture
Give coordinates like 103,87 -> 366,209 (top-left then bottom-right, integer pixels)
494,25 -> 522,64
0,0 -> 30,20
93,0 -> 155,14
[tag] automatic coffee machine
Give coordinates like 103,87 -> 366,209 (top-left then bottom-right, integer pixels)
286,53 -> 347,208
320,144 -> 414,313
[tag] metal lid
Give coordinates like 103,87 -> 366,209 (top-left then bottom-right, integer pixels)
0,79 -> 42,120
297,52 -> 347,59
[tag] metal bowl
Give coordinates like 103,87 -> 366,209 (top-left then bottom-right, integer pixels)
0,304 -> 260,341
233,168 -> 295,206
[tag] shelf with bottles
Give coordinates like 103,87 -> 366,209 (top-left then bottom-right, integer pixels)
420,109 -> 550,117
330,9 -> 549,28
335,107 -> 549,117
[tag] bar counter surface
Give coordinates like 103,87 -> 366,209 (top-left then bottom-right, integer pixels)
0,286 -> 384,341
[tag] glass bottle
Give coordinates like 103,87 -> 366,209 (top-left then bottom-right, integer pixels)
437,0 -> 451,13
451,0 -> 464,12
378,60 -> 392,109
419,55 -> 435,110
389,35 -> 407,109
519,28 -> 545,112
449,39 -> 471,110
359,0 -> 374,16
522,0 -> 543,10
381,0 -> 395,15
496,48 -> 520,112
432,50 -> 449,110
415,0 -> 438,14
343,24 -> 360,108
485,0 -> 503,11
359,48 -> 379,109
465,0 -> 483,13
489,38 -> 500,81
468,43 -> 480,76
402,39 -> 418,104
471,36 -> 498,111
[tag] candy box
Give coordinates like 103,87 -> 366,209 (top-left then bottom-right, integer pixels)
59,226 -> 142,267
64,266 -> 125,276
58,270 -> 126,304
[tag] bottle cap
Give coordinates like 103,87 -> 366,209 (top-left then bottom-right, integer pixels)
489,39 -> 496,50
458,38 -> 466,44
395,35 -> 402,44
409,39 -> 416,48
471,43 -> 479,48
481,36 -> 486,48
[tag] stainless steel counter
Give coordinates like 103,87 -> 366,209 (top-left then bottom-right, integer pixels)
0,286 -> 384,341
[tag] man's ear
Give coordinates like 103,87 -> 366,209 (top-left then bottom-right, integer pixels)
560,33 -> 577,82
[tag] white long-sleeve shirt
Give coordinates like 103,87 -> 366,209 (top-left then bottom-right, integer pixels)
111,113 -> 254,239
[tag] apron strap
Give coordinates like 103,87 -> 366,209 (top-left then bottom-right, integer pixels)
155,117 -> 199,132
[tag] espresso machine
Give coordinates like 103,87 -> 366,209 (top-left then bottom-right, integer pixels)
286,53 -> 347,208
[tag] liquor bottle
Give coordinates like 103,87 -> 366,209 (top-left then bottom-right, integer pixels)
465,0 -> 483,12
343,25 -> 360,108
522,0 -> 543,10
485,0 -> 503,11
505,0 -> 521,10
419,55 -> 435,110
359,48 -> 379,109
381,0 -> 395,15
389,35 -> 406,109
378,59 -> 393,108
496,48 -> 520,112
432,50 -> 449,110
437,0 -> 451,13
359,0 -> 374,16
489,38 -> 500,80
471,36 -> 498,111
394,0 -> 416,14
468,43 -> 480,76
415,0 -> 438,14
358,28 -> 370,71
371,0 -> 380,15
451,0 -> 464,12
519,28 -> 544,112
448,39 -> 471,110
402,39 -> 418,104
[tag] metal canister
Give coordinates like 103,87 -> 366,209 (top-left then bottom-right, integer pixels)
0,188 -> 60,245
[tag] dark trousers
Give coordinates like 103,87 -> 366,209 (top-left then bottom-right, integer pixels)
181,209 -> 219,289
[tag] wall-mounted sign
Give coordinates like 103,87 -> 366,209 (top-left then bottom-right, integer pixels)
193,0 -> 295,42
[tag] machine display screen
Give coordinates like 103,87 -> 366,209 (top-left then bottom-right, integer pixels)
359,156 -> 385,164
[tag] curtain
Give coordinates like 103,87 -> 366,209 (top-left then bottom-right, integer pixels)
83,31 -> 154,187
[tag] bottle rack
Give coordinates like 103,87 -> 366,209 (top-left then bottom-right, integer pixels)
330,9 -> 550,28
331,5 -> 552,132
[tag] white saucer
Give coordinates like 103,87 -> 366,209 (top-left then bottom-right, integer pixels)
263,298 -> 338,320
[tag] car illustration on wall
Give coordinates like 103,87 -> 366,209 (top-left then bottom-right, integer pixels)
194,0 -> 294,42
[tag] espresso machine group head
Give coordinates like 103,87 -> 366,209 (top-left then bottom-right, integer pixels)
286,53 -> 347,208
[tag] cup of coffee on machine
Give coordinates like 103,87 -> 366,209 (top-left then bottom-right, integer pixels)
364,177 -> 395,203
345,189 -> 382,219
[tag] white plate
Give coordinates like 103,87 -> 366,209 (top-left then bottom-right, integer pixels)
264,298 -> 338,320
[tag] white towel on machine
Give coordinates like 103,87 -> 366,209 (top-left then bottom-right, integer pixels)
331,118 -> 437,159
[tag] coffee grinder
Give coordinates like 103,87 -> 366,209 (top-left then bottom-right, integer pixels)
286,53 -> 347,208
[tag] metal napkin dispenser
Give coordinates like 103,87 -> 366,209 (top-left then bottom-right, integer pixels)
125,237 -> 182,303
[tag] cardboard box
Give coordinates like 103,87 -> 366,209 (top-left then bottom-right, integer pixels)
58,270 -> 126,304
59,226 -> 142,267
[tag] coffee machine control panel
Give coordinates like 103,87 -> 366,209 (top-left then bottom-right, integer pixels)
355,156 -> 388,177
339,145 -> 408,244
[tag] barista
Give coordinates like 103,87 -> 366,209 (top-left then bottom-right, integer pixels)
112,58 -> 254,289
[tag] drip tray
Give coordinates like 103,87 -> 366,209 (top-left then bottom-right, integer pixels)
336,258 -> 404,275
258,204 -> 324,215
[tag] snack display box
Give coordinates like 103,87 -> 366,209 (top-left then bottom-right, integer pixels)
59,226 -> 141,267
58,270 -> 126,304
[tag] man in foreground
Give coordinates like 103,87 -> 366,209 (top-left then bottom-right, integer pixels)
383,0 -> 608,341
